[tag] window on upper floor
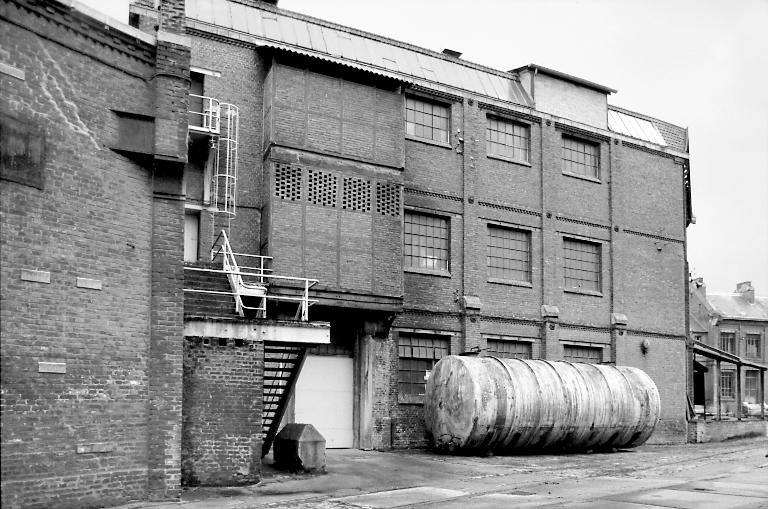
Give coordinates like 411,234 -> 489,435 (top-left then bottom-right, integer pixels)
404,211 -> 450,273
562,135 -> 600,179
487,225 -> 531,283
397,334 -> 449,397
486,338 -> 533,359
563,237 -> 601,293
746,334 -> 761,358
405,97 -> 449,144
720,331 -> 736,354
563,344 -> 603,363
486,116 -> 530,163
720,370 -> 734,398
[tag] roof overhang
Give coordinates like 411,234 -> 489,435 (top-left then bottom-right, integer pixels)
692,340 -> 768,371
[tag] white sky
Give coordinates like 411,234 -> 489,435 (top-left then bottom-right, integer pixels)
82,0 -> 768,295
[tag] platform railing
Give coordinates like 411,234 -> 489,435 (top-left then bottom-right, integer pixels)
184,230 -> 318,321
188,94 -> 220,134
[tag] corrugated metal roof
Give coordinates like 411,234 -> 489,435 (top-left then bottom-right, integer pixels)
186,0 -> 532,107
707,293 -> 768,321
607,109 -> 667,146
609,105 -> 688,152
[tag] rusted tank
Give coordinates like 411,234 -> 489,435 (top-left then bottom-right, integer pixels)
424,356 -> 660,454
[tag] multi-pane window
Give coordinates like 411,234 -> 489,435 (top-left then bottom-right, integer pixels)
404,212 -> 450,272
405,97 -> 449,143
487,226 -> 531,282
720,331 -> 736,354
486,339 -> 532,359
746,334 -> 761,358
720,371 -> 734,398
563,238 -> 601,292
563,344 -> 603,363
745,370 -> 760,403
398,335 -> 449,396
486,117 -> 529,162
562,136 -> 599,179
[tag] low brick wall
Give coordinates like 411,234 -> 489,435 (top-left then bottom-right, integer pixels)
690,419 -> 768,443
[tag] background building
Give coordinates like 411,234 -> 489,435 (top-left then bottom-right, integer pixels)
689,279 -> 767,419
2,0 -> 695,507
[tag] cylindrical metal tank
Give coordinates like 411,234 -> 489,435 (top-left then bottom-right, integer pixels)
424,356 -> 660,454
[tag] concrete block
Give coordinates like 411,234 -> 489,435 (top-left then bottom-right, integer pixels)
274,423 -> 326,473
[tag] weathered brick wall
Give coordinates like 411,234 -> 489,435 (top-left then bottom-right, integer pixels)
617,333 -> 687,444
0,2 -> 156,507
189,38 -> 266,255
182,337 -> 263,486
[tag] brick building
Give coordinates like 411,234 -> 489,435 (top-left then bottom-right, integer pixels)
2,0 -> 695,507
689,279 -> 767,418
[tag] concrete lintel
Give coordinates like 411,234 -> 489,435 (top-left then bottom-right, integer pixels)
184,318 -> 330,344
541,304 -> 560,319
611,312 -> 628,327
462,295 -> 482,311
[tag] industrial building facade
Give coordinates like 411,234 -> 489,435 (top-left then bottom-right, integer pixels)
2,0 -> 693,507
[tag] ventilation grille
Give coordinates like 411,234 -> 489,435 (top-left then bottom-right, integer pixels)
307,169 -> 337,207
342,176 -> 371,212
376,182 -> 401,217
275,163 -> 302,201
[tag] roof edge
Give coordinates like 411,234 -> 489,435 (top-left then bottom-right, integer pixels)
63,0 -> 156,46
512,64 -> 617,94
608,104 -> 686,132
219,0 -> 523,83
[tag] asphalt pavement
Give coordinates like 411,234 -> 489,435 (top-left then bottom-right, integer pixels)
122,437 -> 768,508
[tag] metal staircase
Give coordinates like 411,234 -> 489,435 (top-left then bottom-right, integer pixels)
261,343 -> 308,457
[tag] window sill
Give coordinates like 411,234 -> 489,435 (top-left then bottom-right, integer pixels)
405,267 -> 452,278
564,287 -> 603,297
398,393 -> 425,405
562,171 -> 602,184
487,154 -> 531,167
406,135 -> 452,150
488,278 -> 533,288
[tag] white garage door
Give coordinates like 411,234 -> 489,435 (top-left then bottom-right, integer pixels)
295,355 -> 354,448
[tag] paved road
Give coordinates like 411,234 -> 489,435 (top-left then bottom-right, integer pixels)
130,437 -> 768,508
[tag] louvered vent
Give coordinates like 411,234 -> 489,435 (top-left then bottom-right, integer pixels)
376,182 -> 401,217
275,163 -> 302,201
307,169 -> 337,207
342,176 -> 371,213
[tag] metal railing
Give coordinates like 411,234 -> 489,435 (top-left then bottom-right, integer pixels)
188,94 -> 220,134
184,230 -> 318,321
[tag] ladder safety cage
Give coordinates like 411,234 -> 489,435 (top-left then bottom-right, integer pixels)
184,230 -> 319,321
213,103 -> 238,217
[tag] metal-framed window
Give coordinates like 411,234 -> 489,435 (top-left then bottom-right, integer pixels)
746,334 -> 761,358
745,370 -> 760,403
487,226 -> 531,282
404,211 -> 450,272
486,116 -> 529,162
562,135 -> 599,179
720,370 -> 734,398
563,238 -> 601,292
563,344 -> 603,363
405,97 -> 449,143
486,339 -> 533,359
397,335 -> 449,396
720,331 -> 736,354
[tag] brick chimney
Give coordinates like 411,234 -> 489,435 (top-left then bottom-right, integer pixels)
735,281 -> 755,304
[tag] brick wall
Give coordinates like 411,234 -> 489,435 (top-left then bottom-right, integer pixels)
185,9 -> 692,450
0,3 -> 156,507
182,337 -> 263,485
